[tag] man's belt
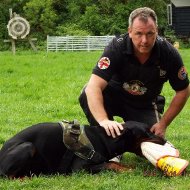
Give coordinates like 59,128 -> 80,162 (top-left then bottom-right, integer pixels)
59,120 -> 106,163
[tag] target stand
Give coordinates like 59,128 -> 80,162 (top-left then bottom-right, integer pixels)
4,10 -> 37,54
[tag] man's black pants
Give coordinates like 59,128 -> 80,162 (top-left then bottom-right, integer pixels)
79,85 -> 165,129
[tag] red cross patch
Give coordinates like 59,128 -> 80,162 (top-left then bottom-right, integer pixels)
98,57 -> 110,69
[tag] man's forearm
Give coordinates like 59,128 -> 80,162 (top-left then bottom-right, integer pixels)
85,87 -> 108,124
160,86 -> 190,127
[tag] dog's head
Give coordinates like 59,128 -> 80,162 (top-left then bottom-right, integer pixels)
0,142 -> 35,178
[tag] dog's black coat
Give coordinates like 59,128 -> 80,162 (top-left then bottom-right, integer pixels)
0,121 -> 165,178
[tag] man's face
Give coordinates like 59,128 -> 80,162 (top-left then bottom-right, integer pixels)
128,17 -> 158,55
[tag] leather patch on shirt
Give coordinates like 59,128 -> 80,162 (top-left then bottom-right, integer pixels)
123,80 -> 147,95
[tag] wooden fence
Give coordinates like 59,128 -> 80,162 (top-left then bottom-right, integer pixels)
47,35 -> 114,52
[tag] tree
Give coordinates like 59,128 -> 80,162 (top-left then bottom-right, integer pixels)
80,5 -> 103,35
0,0 -> 14,49
126,0 -> 168,28
23,0 -> 58,39
0,0 -> 171,50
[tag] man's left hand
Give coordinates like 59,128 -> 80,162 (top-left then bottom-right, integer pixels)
150,122 -> 166,138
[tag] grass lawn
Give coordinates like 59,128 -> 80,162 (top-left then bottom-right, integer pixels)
0,49 -> 190,190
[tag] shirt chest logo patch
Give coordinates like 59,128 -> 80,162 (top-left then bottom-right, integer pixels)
178,66 -> 187,80
157,65 -> 166,78
160,69 -> 167,77
98,57 -> 110,69
123,80 -> 147,95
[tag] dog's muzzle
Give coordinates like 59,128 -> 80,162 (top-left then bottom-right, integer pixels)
59,120 -> 106,163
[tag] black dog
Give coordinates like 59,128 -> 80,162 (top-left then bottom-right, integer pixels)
0,120 -> 165,178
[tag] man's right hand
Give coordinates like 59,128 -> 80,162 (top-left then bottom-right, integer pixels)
99,119 -> 124,138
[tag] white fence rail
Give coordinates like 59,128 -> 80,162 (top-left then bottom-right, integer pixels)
47,35 -> 114,52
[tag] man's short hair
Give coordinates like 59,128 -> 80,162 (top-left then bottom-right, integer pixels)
128,7 -> 158,27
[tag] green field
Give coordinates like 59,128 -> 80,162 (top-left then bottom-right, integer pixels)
0,50 -> 190,190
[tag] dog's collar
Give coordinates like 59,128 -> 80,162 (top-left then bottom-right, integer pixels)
59,120 -> 106,163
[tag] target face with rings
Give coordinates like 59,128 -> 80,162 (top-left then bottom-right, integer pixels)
7,16 -> 30,39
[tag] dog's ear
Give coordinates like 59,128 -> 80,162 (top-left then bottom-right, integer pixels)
83,161 -> 134,174
104,161 -> 134,172
0,142 -> 35,178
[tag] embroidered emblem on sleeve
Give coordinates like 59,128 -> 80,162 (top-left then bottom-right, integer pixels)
178,66 -> 187,80
98,57 -> 110,69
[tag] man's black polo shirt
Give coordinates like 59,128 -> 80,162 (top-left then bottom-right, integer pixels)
92,33 -> 189,107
